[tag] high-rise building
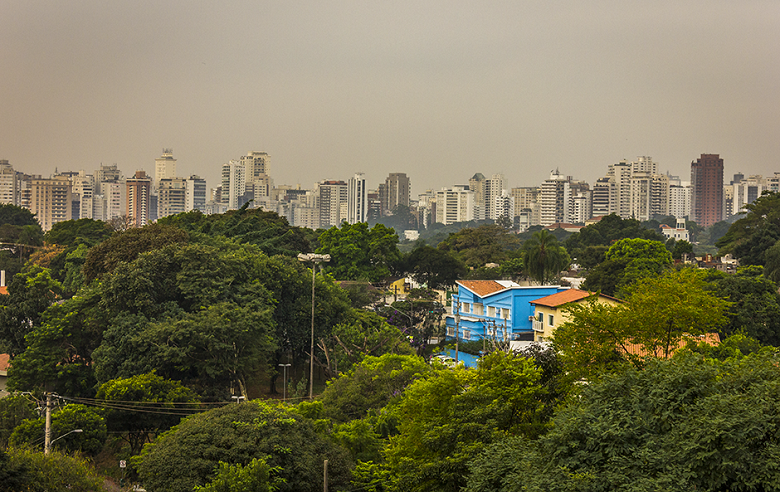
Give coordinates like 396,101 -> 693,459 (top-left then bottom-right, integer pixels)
435,186 -> 474,225
691,154 -> 724,227
28,175 -> 72,231
185,175 -> 207,212
511,186 -> 540,232
240,151 -> 271,181
70,171 -> 95,219
318,180 -> 348,229
724,174 -> 769,219
94,164 -> 121,196
221,160 -> 246,210
126,171 -> 152,226
0,160 -> 18,205
381,173 -> 411,214
347,173 -> 368,224
539,170 -> 572,226
158,177 -> 187,219
155,149 -> 177,191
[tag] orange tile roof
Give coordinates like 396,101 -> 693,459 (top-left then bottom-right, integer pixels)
530,289 -> 593,307
621,333 -> 721,358
0,286 -> 7,295
457,280 -> 512,297
0,353 -> 9,374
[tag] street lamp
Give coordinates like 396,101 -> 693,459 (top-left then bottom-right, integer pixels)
46,429 -> 83,454
278,363 -> 291,401
297,253 -> 331,400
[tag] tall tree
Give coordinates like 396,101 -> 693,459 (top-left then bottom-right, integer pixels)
522,229 -> 570,285
316,222 -> 401,282
404,243 -> 467,290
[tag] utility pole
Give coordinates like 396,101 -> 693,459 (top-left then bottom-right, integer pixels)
323,459 -> 329,492
44,392 -> 52,454
297,253 -> 330,401
454,299 -> 460,365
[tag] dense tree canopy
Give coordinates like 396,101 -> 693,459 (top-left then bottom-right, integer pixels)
717,191 -> 780,266
437,224 -> 520,268
10,403 -> 107,456
317,222 -> 402,282
522,229 -> 570,285
136,400 -> 352,492
404,243 -> 467,290
555,269 -> 730,380
583,237 -> 672,296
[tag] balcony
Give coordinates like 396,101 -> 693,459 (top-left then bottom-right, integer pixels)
532,320 -> 544,333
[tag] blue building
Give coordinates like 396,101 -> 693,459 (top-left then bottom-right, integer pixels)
445,280 -> 568,342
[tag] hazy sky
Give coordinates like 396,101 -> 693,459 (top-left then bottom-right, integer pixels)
2,1 -> 778,196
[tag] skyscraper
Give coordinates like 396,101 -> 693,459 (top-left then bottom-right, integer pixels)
29,175 -> 72,231
318,180 -> 348,229
126,170 -> 152,227
691,154 -> 724,227
347,173 -> 368,224
381,172 -> 411,214
155,149 -> 177,191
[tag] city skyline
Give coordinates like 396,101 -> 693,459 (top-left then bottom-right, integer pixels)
2,2 -> 778,197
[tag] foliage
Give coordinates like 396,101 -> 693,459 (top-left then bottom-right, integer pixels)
0,394 -> 38,448
3,447 -> 104,492
681,332 -> 768,361
522,229 -> 570,285
437,224 -> 520,268
515,352 -> 780,492
316,222 -> 402,282
158,206 -> 311,257
378,291 -> 444,355
194,457 -> 285,492
318,310 -> 414,378
136,400 -> 352,492
404,243 -> 467,290
10,403 -> 107,456
44,218 -> 112,247
8,288 -> 104,396
319,354 -> 430,423
555,269 -> 730,381
384,352 -> 544,491
707,266 -> 780,346
339,281 -> 381,308
670,239 -> 694,259
0,204 -> 40,227
96,372 -> 200,454
564,213 -> 665,251
0,266 -> 62,357
93,302 -> 275,400
82,223 -> 189,282
717,191 -> 780,265
583,237 -> 672,296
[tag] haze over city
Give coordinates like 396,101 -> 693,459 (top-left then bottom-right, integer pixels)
2,1 -> 778,195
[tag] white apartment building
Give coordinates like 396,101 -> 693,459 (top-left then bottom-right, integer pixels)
221,160 -> 246,210
347,173 -> 367,224
155,149 -> 177,192
0,161 -> 18,205
185,175 -> 207,212
435,185 -> 474,225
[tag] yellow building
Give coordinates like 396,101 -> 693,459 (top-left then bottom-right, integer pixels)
529,289 -> 621,342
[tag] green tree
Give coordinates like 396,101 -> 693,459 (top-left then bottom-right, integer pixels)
0,394 -> 38,448
583,237 -> 672,296
717,191 -> 780,265
0,204 -> 39,227
317,310 -> 414,378
194,458 -> 285,492
158,206 -> 311,257
7,288 -> 104,396
404,243 -> 467,290
316,222 -> 402,281
3,447 -> 104,492
707,266 -> 780,346
95,372 -> 200,454
513,352 -> 780,492
384,352 -> 545,491
319,353 -> 430,423
555,269 -> 730,381
10,403 -> 107,456
136,400 -> 352,492
0,266 -> 62,357
522,229 -> 570,285
437,224 -> 519,268
44,218 -> 111,247
671,239 -> 694,259
82,223 -> 189,282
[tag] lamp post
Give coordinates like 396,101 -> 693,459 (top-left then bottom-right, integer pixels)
46,429 -> 83,454
278,363 -> 291,401
297,253 -> 331,400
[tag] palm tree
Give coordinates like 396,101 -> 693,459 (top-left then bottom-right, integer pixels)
523,229 -> 571,285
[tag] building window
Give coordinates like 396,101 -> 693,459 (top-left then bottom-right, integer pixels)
548,314 -> 554,326
487,306 -> 495,317
461,302 -> 470,313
